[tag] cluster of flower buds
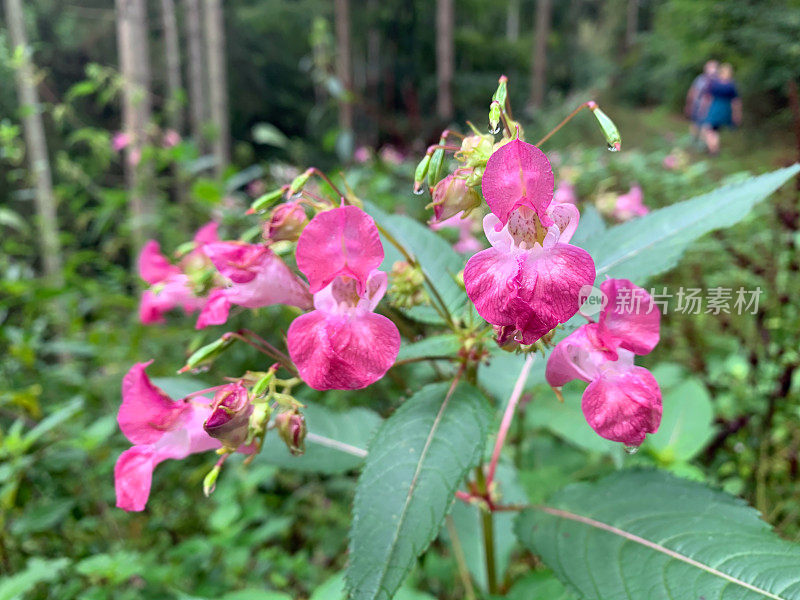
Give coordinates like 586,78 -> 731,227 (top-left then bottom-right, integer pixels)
387,260 -> 428,309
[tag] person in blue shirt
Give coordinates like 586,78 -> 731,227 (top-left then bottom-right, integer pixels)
685,60 -> 718,141
698,63 -> 742,155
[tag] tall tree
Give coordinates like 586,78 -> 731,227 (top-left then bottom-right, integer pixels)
116,0 -> 154,253
334,0 -> 353,137
506,0 -> 520,42
529,0 -> 552,108
159,0 -> 183,133
435,0 -> 454,120
183,0 -> 206,149
3,0 -> 63,285
625,0 -> 638,50
204,0 -> 230,177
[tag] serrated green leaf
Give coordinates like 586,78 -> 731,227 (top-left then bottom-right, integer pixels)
346,382 -> 491,600
516,470 -> 800,600
259,403 -> 381,474
586,164 -> 800,282
397,334 -> 460,362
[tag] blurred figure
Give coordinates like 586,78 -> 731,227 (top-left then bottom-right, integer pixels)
685,60 -> 718,141
699,63 -> 742,155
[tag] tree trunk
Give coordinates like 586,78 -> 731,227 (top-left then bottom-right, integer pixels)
625,0 -> 638,51
183,0 -> 206,149
116,0 -> 154,254
204,0 -> 230,177
334,0 -> 353,136
506,0 -> 520,42
366,0 -> 380,145
160,0 -> 183,133
3,0 -> 63,286
529,0 -> 552,109
435,0 -> 454,120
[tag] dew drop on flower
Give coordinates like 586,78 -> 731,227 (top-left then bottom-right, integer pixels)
412,187 -> 425,196
190,365 -> 211,374
607,143 -> 621,152
489,124 -> 501,135
623,444 -> 639,455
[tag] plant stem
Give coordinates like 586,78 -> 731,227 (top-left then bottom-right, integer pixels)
475,465 -> 498,594
535,101 -> 592,147
446,514 -> 477,600
486,354 -> 536,487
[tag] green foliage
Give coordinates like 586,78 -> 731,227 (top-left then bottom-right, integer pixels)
346,382 -> 491,600
516,470 -> 800,600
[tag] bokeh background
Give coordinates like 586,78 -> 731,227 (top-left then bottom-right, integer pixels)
2,1 -> 800,598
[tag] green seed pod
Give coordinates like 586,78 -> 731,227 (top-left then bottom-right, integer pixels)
489,102 -> 502,134
427,147 -> 446,189
250,187 -> 285,213
492,75 -> 508,106
413,154 -> 431,192
289,168 -> 314,193
180,336 -> 234,373
589,103 -> 622,151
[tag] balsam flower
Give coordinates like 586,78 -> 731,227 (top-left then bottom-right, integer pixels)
196,241 -> 313,329
545,278 -> 662,446
464,140 -> 596,344
287,205 -> 400,390
138,222 -> 221,324
612,184 -> 649,221
115,362 -> 221,511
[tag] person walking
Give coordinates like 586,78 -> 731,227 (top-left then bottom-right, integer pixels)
699,63 -> 742,155
685,60 -> 718,141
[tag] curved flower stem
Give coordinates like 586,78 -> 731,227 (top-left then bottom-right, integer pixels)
229,330 -> 298,377
307,167 -> 345,199
374,223 -> 455,329
535,101 -> 593,147
486,354 -> 536,488
474,465 -> 498,594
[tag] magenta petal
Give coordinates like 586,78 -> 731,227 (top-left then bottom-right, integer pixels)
481,139 -> 554,226
287,310 -> 400,390
597,278 -> 660,356
193,221 -> 220,246
195,289 -> 231,329
118,361 -> 190,445
223,250 -> 312,310
581,365 -> 662,446
138,240 -> 179,285
545,326 -> 609,386
204,242 -> 268,283
464,243 -> 596,344
115,446 -> 159,511
295,206 -> 384,293
139,290 -> 167,324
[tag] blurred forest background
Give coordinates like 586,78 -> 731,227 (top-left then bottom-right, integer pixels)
2,1 -> 800,598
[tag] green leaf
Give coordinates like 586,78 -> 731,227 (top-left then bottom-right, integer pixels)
251,122 -> 289,148
259,403 -> 381,474
0,557 -> 70,600
644,364 -> 714,463
397,334 -> 460,362
311,573 -> 436,600
516,470 -> 800,600
219,591 -> 292,600
505,571 -> 576,600
365,202 -> 468,322
346,382 -> 491,600
586,164 -> 800,282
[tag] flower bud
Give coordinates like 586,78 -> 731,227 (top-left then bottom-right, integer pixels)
249,187 -> 286,213
388,260 -> 428,309
429,175 -> 482,223
588,102 -> 621,151
290,168 -> 314,194
203,382 -> 253,449
264,201 -> 308,242
492,75 -> 508,106
275,410 -> 306,456
203,464 -> 221,497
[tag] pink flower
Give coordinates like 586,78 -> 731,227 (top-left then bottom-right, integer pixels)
354,146 -> 372,163
163,129 -> 181,148
545,278 -> 662,446
112,132 -> 130,152
287,206 -> 400,390
137,223 -> 221,324
115,362 -> 221,511
553,180 -> 577,205
196,242 -> 313,329
612,185 -> 649,221
265,201 -> 308,242
378,145 -> 404,165
662,154 -> 677,171
464,140 -> 595,344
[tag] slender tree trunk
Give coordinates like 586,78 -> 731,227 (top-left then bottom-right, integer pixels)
160,0 -> 183,132
435,0 -> 454,120
183,0 -> 206,150
366,0 -> 380,145
116,0 -> 154,254
529,0 -> 552,108
204,0 -> 230,177
334,0 -> 353,136
506,0 -> 520,42
625,0 -> 638,50
3,0 -> 63,286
